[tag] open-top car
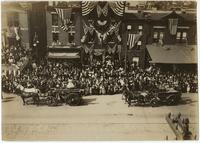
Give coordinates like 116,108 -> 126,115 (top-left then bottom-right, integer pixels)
123,87 -> 182,107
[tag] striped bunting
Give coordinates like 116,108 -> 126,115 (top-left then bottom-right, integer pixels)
82,1 -> 96,16
109,2 -> 125,17
55,8 -> 72,32
127,34 -> 141,49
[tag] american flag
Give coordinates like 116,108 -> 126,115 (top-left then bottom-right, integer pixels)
55,8 -> 72,32
168,18 -> 178,35
127,34 -> 141,49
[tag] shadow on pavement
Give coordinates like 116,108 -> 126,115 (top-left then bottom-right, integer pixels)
81,98 -> 97,106
179,97 -> 197,105
2,97 -> 15,103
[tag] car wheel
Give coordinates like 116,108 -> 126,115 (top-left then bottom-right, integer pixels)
167,96 -> 176,105
150,98 -> 158,107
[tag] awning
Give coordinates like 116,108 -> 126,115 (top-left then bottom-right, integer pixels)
147,44 -> 197,64
48,52 -> 80,59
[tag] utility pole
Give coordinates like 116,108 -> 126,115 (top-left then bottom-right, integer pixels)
125,25 -> 131,72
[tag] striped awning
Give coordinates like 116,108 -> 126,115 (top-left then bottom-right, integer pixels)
48,52 -> 80,59
147,44 -> 197,64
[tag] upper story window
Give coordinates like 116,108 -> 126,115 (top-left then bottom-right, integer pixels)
52,14 -> 58,26
138,25 -> 143,35
52,33 -> 59,43
182,32 -> 187,40
153,31 -> 164,43
137,41 -> 142,50
127,25 -> 132,30
176,31 -> 187,43
68,25 -> 75,44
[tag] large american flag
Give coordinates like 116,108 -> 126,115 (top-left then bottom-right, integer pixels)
55,8 -> 72,32
127,34 -> 141,49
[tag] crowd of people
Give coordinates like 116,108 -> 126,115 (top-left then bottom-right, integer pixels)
2,44 -> 29,65
2,58 -> 198,95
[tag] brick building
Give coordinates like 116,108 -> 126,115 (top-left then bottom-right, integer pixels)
123,8 -> 197,69
2,1 -> 197,70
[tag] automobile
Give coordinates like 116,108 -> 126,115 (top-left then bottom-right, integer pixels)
51,88 -> 84,106
123,87 -> 182,107
150,88 -> 182,106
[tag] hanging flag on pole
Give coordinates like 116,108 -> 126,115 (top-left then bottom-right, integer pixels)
55,8 -> 72,32
127,34 -> 141,49
168,18 -> 178,35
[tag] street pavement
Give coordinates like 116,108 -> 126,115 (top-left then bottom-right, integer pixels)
1,92 -> 199,141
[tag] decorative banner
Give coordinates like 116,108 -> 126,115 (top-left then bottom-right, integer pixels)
107,44 -> 116,54
97,3 -> 108,17
93,49 -> 104,56
55,8 -> 72,32
168,18 -> 178,35
95,30 -> 108,44
83,20 -> 95,35
83,43 -> 94,54
82,1 -> 97,16
107,22 -> 121,36
109,2 -> 125,17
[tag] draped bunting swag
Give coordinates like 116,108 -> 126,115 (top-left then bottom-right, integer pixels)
109,2 -> 125,17
107,44 -> 116,54
81,1 -> 125,17
82,1 -> 96,16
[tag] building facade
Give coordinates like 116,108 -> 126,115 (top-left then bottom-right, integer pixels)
2,1 -> 197,69
122,1 -> 196,69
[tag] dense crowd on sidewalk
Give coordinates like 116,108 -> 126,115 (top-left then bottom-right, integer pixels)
2,43 -> 29,65
2,58 -> 198,95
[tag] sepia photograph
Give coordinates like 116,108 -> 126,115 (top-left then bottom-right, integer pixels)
1,0 -> 199,141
